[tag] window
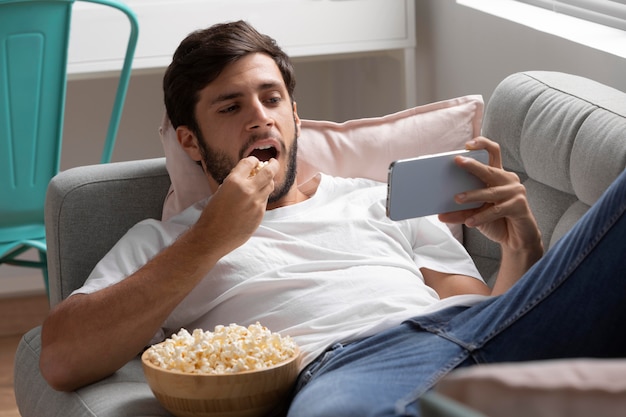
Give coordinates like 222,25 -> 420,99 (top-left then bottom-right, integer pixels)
517,0 -> 626,31
457,0 -> 626,58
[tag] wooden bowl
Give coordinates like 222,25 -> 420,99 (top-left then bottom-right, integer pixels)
141,348 -> 300,417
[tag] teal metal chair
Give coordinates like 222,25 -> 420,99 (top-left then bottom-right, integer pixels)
0,0 -> 139,292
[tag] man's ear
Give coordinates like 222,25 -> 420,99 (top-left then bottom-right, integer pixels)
293,101 -> 302,137
176,126 -> 203,162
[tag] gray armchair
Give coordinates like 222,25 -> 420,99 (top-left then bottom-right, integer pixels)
14,71 -> 626,416
16,158 -> 173,417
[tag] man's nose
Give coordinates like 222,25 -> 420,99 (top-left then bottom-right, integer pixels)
246,101 -> 274,130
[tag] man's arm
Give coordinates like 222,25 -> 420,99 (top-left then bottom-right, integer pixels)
422,268 -> 490,298
40,158 -> 278,391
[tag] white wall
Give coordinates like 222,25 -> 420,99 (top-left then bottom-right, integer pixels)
3,0 -> 626,296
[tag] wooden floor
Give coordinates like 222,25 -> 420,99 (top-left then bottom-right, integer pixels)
0,294 -> 50,417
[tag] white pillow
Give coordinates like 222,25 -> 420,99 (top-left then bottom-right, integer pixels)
160,95 -> 484,240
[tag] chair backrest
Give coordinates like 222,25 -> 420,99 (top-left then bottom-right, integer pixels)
0,0 -> 138,242
465,71 -> 626,284
0,0 -> 72,238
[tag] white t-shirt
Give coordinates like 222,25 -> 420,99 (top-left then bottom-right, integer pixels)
74,174 -> 487,368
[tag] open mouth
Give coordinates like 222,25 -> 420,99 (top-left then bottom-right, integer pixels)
248,144 -> 278,163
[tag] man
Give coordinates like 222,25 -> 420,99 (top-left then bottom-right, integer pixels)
39,21 -> 626,416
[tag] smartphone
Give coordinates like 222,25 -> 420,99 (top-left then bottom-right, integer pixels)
386,149 -> 489,220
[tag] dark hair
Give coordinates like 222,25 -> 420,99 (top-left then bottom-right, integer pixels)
163,20 -> 296,135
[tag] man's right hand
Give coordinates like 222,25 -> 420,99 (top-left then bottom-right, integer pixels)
194,156 -> 279,257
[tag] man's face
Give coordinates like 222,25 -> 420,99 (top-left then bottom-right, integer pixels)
181,53 -> 301,204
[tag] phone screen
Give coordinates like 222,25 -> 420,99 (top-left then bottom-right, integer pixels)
386,149 -> 488,220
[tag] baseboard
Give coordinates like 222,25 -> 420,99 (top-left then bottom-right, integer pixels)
0,269 -> 46,298
0,294 -> 49,337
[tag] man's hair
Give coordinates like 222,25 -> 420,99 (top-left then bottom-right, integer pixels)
163,20 -> 296,135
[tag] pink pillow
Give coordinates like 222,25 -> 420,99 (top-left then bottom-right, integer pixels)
160,113 -> 212,220
434,359 -> 626,417
160,95 -> 484,233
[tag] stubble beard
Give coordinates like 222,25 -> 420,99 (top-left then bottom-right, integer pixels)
195,124 -> 299,205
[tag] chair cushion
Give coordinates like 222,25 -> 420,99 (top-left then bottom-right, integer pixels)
14,327 -> 173,417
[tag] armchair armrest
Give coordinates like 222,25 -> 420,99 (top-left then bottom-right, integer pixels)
45,157 -> 170,307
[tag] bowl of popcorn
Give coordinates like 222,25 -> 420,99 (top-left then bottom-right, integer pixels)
142,322 -> 300,417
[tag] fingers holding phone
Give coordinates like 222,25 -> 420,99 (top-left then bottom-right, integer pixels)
440,138 -> 541,257
443,138 -> 524,225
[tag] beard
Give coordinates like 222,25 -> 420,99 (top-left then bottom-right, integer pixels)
195,124 -> 298,205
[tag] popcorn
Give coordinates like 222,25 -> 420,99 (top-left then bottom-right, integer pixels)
249,160 -> 269,177
144,323 -> 298,374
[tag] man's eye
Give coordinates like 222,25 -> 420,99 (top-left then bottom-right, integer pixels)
219,104 -> 238,113
266,97 -> 281,105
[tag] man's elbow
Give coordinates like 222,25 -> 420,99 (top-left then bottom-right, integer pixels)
39,349 -> 84,392
39,320 -> 95,392
40,344 -> 115,392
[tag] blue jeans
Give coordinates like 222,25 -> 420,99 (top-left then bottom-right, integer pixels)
287,168 -> 626,417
